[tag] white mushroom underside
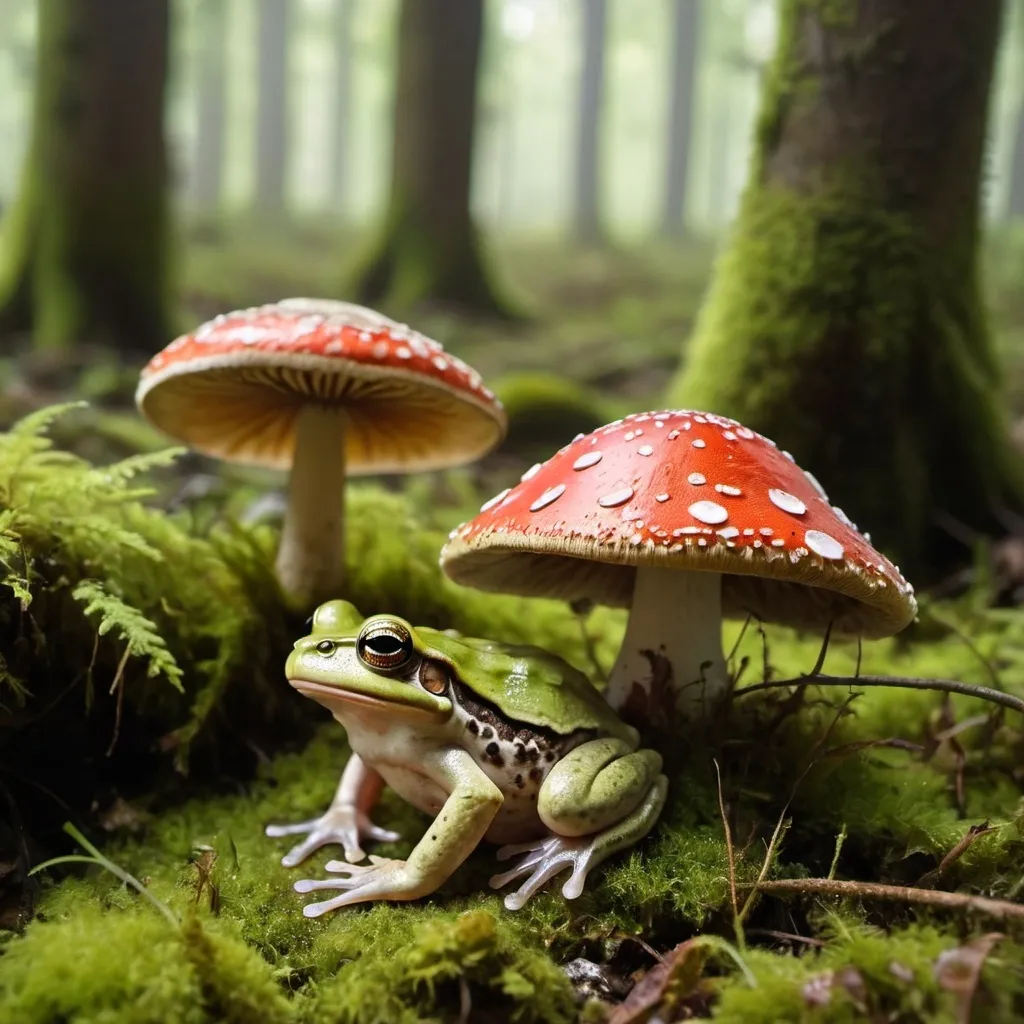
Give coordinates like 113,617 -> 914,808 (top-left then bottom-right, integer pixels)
602,565 -> 728,714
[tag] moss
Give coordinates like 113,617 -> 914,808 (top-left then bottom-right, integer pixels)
7,397 -> 1024,1017
713,921 -> 1024,1022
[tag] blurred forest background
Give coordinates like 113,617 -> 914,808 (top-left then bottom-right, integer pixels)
3,0 -> 1024,572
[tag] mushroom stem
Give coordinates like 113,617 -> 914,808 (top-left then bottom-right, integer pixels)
276,404 -> 347,610
603,566 -> 728,717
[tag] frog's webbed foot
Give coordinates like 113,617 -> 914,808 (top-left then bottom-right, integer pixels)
489,835 -> 594,910
293,855 -> 414,915
265,806 -> 401,868
489,775 -> 668,910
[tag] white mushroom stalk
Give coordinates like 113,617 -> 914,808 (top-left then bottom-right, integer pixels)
602,566 -> 727,715
276,405 -> 348,610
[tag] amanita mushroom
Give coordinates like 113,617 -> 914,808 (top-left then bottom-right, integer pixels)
440,410 -> 916,715
136,299 -> 506,609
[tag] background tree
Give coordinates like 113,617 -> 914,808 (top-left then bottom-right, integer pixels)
351,0 -> 512,316
191,0 -> 227,214
254,0 -> 290,215
572,0 -> 607,244
328,0 -> 353,216
0,0 -> 172,352
661,0 -> 700,239
669,0 -> 1021,578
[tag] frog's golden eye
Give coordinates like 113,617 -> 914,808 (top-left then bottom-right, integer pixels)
357,622 -> 414,671
419,661 -> 449,695
316,639 -> 336,655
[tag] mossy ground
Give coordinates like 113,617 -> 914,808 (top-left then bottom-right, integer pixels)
3,231 -> 1024,1019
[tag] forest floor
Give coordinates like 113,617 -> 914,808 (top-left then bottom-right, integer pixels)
2,222 -> 1024,1021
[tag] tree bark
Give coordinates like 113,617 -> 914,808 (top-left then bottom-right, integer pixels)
1007,106 -> 1024,219
572,0 -> 607,244
0,0 -> 172,352
328,0 -> 353,216
191,0 -> 227,214
254,0 -> 289,215
351,0 -> 513,317
668,0 -> 1021,579
661,0 -> 701,239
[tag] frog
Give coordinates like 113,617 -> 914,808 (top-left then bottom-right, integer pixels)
265,600 -> 668,916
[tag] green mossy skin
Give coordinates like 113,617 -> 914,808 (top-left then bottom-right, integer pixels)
669,0 -> 1021,582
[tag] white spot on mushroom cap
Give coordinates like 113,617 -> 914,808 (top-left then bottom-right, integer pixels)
805,529 -> 845,560
714,484 -> 742,496
687,472 -> 706,486
804,470 -> 829,501
691,438 -> 706,449
768,488 -> 807,515
521,463 -> 542,482
688,500 -> 729,525
530,484 -> 565,512
573,451 -> 602,471
480,488 -> 510,512
717,527 -> 740,539
598,487 -> 635,509
655,493 -> 670,502
637,444 -> 654,457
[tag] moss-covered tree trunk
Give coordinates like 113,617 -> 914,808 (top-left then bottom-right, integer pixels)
0,0 -> 173,352
351,0 -> 513,317
669,0 -> 1021,578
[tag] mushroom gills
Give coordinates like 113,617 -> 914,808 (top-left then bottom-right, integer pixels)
602,566 -> 727,716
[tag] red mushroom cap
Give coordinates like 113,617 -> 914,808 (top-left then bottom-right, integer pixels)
440,410 -> 916,638
135,299 -> 506,472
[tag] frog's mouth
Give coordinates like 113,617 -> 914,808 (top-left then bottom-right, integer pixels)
289,678 -> 450,718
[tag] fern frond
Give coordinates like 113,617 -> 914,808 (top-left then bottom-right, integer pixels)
72,581 -> 184,692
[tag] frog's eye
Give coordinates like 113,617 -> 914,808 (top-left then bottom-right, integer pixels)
357,622 -> 414,671
419,661 -> 449,695
315,639 -> 336,655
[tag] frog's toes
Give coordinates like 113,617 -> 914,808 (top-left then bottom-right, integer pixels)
293,856 -> 411,915
489,834 -> 594,911
265,807 -> 401,867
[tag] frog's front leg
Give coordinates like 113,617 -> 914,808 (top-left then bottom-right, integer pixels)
490,738 -> 667,910
265,753 -> 401,867
294,748 -> 502,916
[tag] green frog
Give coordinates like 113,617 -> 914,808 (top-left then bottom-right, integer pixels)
265,600 -> 667,916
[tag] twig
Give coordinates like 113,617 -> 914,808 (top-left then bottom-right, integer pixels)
740,878 -> 1024,921
737,694 -> 856,925
714,758 -> 739,924
744,928 -> 826,948
732,673 -> 1024,716
828,824 -> 847,880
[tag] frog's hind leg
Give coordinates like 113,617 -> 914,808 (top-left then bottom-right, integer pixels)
489,738 -> 668,910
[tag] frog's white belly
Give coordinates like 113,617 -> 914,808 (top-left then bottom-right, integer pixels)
341,713 -> 551,845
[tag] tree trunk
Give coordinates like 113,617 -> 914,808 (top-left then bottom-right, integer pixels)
668,0 -> 1021,580
0,0 -> 172,352
1007,106 -> 1024,219
351,0 -> 513,317
191,0 -> 227,214
572,0 -> 607,244
661,0 -> 700,239
254,0 -> 289,215
328,0 -> 353,216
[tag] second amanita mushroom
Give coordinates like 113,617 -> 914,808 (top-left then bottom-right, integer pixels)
440,410 -> 917,716
136,299 -> 506,610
